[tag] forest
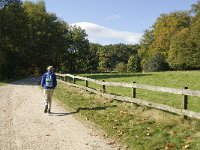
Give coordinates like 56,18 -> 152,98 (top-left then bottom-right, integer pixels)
1,0 -> 200,78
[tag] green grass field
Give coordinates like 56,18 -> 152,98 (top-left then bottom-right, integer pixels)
54,71 -> 200,150
74,71 -> 200,112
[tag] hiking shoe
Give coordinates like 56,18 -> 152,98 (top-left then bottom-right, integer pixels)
44,105 -> 48,113
47,109 -> 51,114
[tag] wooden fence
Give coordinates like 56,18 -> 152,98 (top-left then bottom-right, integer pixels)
56,73 -> 200,120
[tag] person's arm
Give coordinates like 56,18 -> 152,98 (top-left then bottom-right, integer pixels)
41,74 -> 45,87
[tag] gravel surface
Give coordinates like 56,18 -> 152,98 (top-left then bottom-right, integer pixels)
0,78 -> 119,150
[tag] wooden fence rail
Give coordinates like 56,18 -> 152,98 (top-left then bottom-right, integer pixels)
56,73 -> 200,119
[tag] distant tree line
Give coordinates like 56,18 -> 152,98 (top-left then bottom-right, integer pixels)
1,0 -> 200,79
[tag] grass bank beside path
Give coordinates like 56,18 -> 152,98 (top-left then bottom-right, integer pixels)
54,80 -> 200,150
75,71 -> 200,112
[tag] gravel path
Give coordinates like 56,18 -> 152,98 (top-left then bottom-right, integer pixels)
0,78 -> 119,150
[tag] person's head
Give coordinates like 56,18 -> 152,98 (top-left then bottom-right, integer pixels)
47,66 -> 54,72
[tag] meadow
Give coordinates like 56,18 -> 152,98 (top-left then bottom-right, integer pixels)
75,71 -> 200,112
54,71 -> 200,149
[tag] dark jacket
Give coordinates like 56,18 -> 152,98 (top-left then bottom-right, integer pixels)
41,71 -> 57,89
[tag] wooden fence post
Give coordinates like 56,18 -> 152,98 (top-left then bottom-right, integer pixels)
132,81 -> 136,98
183,87 -> 188,119
68,76 -> 70,83
85,80 -> 88,87
85,80 -> 88,92
73,76 -> 76,84
102,80 -> 106,93
64,76 -> 67,82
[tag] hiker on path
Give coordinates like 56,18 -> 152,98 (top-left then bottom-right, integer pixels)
41,66 -> 57,113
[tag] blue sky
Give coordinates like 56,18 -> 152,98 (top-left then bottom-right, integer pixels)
24,0 -> 198,45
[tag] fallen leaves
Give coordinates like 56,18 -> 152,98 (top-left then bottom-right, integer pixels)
165,142 -> 174,150
183,144 -> 190,149
182,136 -> 192,149
107,140 -> 116,145
168,130 -> 176,136
146,127 -> 152,136
185,136 -> 192,144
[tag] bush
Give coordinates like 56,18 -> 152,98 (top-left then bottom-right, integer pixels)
143,52 -> 168,72
114,62 -> 127,73
127,55 -> 141,72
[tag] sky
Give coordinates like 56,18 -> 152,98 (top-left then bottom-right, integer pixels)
24,0 -> 198,45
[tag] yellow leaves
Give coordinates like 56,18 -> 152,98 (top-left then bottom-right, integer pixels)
168,130 -> 176,136
182,136 -> 192,149
164,136 -> 192,149
119,110 -> 128,116
183,144 -> 190,149
185,136 -> 192,144
146,126 -> 152,136
146,132 -> 151,136
117,130 -> 123,136
107,140 -> 116,145
165,142 -> 174,150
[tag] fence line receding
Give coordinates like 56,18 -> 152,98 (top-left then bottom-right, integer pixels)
56,73 -> 200,120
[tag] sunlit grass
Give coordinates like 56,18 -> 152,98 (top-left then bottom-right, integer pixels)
54,81 -> 200,150
74,71 -> 200,112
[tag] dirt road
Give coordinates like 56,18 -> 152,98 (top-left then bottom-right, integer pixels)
0,78 -> 119,150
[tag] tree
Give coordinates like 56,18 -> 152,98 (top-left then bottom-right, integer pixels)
151,11 -> 190,57
127,55 -> 140,72
138,29 -> 154,70
0,0 -> 21,9
98,47 -> 109,72
67,26 -> 90,73
143,52 -> 168,72
23,1 -> 72,74
0,0 -> 29,77
115,62 -> 127,73
87,43 -> 102,72
191,0 -> 200,15
97,44 -> 139,72
168,28 -> 198,70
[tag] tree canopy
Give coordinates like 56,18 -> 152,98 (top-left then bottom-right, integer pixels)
139,0 -> 200,71
1,0 -> 200,78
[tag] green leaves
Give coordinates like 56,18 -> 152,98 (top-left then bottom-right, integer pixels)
139,7 -> 200,71
127,55 -> 141,72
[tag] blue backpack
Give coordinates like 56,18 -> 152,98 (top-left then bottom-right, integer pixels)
46,73 -> 53,87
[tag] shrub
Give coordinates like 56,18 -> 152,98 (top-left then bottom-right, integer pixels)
114,62 -> 127,73
127,55 -> 141,72
143,52 -> 168,72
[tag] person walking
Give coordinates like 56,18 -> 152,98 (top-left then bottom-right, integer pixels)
41,66 -> 57,113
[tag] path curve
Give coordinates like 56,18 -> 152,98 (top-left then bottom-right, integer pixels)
0,78 -> 118,150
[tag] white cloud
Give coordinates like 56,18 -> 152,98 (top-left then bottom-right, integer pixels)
71,22 -> 142,45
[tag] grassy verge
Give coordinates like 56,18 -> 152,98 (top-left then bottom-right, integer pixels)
54,81 -> 200,150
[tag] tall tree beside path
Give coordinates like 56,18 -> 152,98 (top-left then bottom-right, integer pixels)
0,0 -> 29,78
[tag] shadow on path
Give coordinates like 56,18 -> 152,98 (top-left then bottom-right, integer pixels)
5,77 -> 41,86
49,112 -> 77,116
49,105 -> 117,117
